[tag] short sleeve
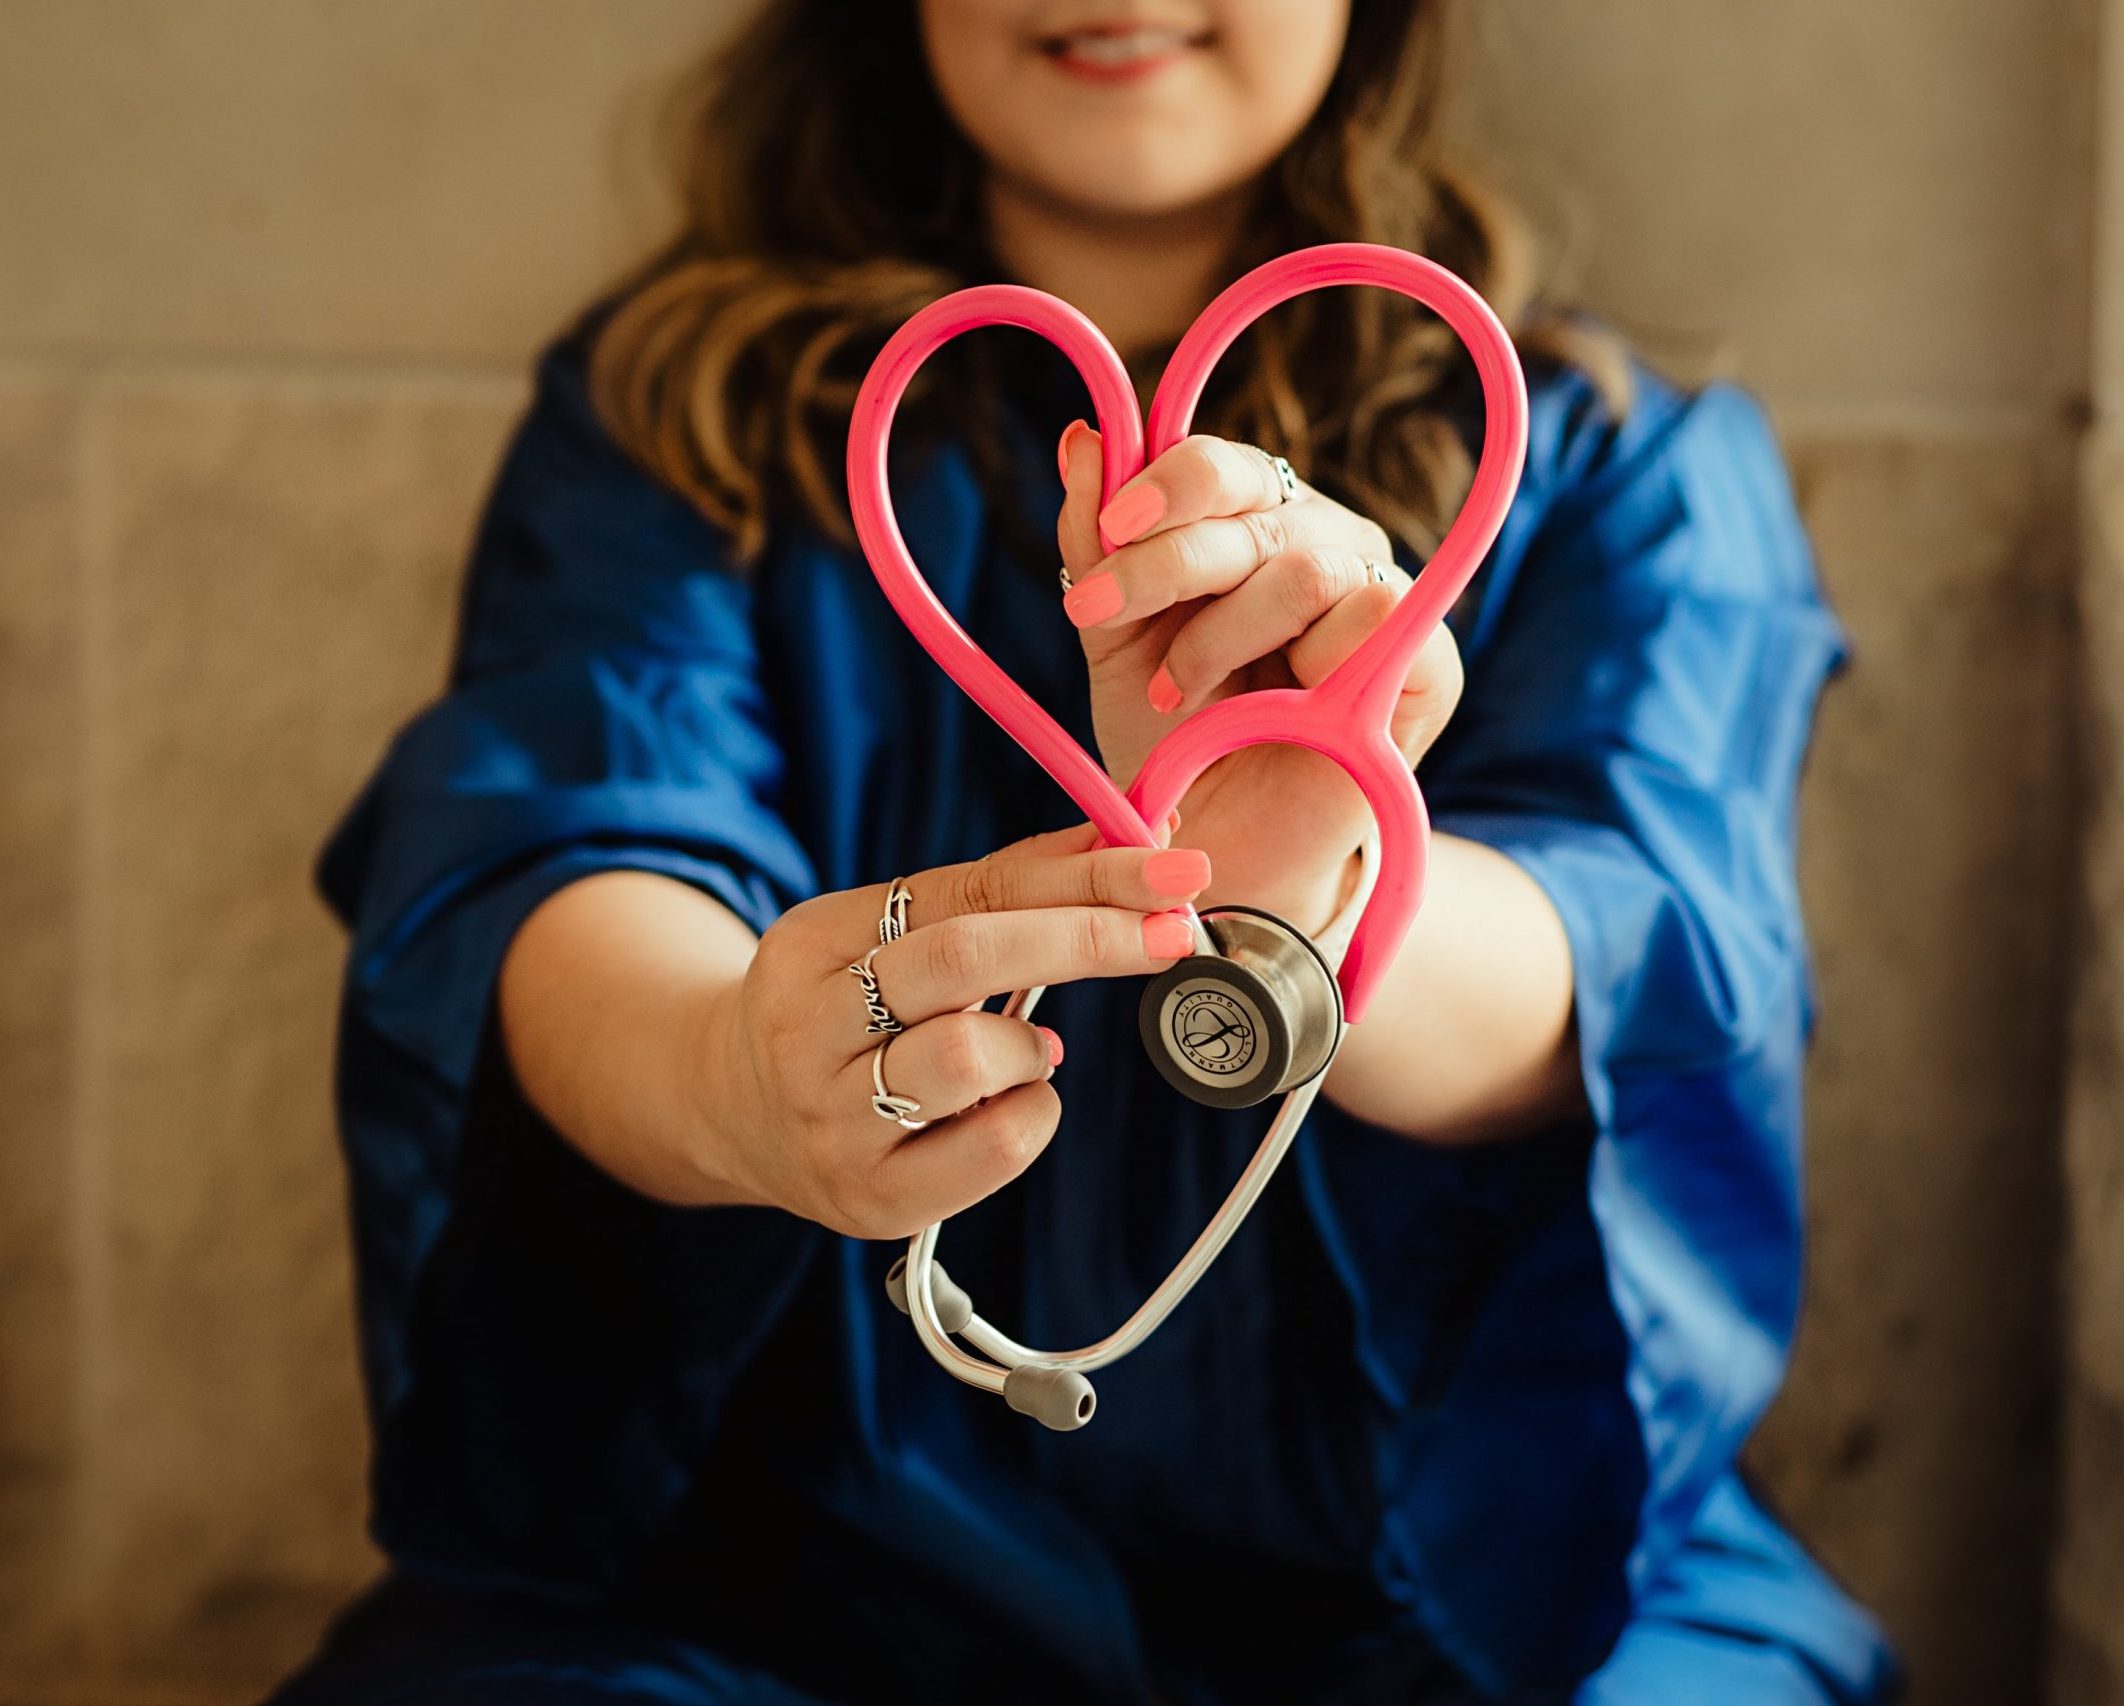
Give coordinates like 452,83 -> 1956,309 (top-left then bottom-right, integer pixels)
1447,378 -> 1841,1473
1297,371 -> 1852,1693
316,340 -> 825,1589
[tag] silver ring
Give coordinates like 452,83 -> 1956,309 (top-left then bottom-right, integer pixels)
1237,444 -> 1298,505
880,877 -> 913,945
870,1036 -> 928,1129
847,946 -> 903,1036
1058,564 -> 1074,594
1364,559 -> 1392,586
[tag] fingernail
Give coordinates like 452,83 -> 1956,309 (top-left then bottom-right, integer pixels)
1038,1025 -> 1065,1068
1142,912 -> 1195,960
1144,848 -> 1211,896
1147,664 -> 1182,714
1099,483 -> 1165,545
1163,808 -> 1183,839
1056,418 -> 1088,482
1062,572 -> 1123,627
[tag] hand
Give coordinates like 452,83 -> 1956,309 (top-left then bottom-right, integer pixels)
696,824 -> 1212,1238
1053,424 -> 1463,932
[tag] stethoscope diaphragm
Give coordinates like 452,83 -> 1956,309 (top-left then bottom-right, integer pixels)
1139,907 -> 1342,1110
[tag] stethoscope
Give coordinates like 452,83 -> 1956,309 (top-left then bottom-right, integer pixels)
845,242 -> 1529,1430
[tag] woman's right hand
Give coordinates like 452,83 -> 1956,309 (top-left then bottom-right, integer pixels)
694,824 -> 1211,1240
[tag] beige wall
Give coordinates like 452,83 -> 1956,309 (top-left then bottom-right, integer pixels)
2059,1 -> 2124,1700
1471,16 -> 2091,1706
0,3 -> 2097,1702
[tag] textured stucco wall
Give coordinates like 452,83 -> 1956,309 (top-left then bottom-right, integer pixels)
0,3 -> 2094,1702
2062,424 -> 2124,1706
2057,3 -> 2124,1701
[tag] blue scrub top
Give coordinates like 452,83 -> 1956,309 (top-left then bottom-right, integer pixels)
318,327 -> 1898,1704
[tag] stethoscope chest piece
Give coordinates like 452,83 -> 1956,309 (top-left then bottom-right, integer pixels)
1138,906 -> 1344,1110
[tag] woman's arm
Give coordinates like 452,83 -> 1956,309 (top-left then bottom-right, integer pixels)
500,870 -> 765,1209
501,834 -> 1585,1202
496,830 -> 1214,1232
1321,832 -> 1583,1142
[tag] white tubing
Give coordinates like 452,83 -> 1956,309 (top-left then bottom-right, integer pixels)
899,833 -> 1382,1401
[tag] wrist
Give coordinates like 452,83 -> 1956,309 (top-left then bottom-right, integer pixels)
1288,848 -> 1362,938
1206,845 -> 1360,939
676,974 -> 773,1209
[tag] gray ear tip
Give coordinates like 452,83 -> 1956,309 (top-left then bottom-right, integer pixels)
883,1255 -> 973,1335
1002,1365 -> 1098,1432
929,1266 -> 974,1335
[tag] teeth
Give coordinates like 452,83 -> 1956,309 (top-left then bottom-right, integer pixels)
1058,29 -> 1190,65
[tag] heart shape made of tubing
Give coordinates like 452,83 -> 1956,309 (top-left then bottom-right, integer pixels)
846,242 -> 1528,1021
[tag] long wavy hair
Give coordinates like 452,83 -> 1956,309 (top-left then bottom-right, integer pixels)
590,0 -> 1628,567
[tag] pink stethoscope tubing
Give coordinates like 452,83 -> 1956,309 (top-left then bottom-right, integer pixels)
846,242 -> 1529,1024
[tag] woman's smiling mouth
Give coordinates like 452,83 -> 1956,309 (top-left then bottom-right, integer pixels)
1038,21 -> 1213,84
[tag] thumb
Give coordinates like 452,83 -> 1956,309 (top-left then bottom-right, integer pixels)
1055,420 -> 1105,586
989,820 -> 1103,861
988,808 -> 1182,859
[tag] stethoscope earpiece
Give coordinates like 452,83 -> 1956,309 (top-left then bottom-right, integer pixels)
1002,1365 -> 1098,1431
882,1254 -> 1098,1431
1139,908 -> 1343,1111
883,1253 -> 971,1334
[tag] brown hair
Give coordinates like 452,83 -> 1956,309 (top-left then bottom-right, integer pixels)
590,0 -> 1629,567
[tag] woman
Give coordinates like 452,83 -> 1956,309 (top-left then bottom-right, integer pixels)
276,2 -> 1898,1701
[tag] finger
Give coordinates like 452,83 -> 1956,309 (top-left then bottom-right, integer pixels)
865,1080 -> 1063,1235
1096,434 -> 1289,547
1056,421 -> 1105,587
992,820 -> 1103,860
1279,562 -> 1411,688
1280,584 -> 1463,764
856,1010 -> 1060,1126
893,841 -> 1211,929
1386,622 -> 1465,763
869,905 -> 1197,1025
826,830 -> 1199,979
1063,496 -> 1393,631
988,814 -> 1183,859
1154,548 -> 1387,713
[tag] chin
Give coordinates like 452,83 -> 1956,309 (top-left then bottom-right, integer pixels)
1018,137 -> 1256,223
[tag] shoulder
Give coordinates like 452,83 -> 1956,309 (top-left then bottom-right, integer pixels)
480,322 -> 731,581
454,323 -> 762,677
1507,357 -> 1818,606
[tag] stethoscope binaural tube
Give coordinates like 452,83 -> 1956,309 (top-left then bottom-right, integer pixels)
847,242 -> 1529,1018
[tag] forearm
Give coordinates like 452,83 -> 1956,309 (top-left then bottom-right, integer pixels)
498,869 -> 764,1208
1323,832 -> 1584,1143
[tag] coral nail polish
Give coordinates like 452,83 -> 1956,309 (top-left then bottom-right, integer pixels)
1144,848 -> 1211,896
1100,483 -> 1165,545
1062,573 -> 1124,627
1038,1026 -> 1065,1068
1148,664 -> 1183,713
1142,912 -> 1195,960
1056,419 -> 1088,482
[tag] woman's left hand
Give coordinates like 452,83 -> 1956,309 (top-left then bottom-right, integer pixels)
1055,422 -> 1463,933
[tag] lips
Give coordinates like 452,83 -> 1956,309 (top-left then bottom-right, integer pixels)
1038,20 -> 1212,81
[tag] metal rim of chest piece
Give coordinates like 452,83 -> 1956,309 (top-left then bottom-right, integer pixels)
1138,905 -> 1344,1110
